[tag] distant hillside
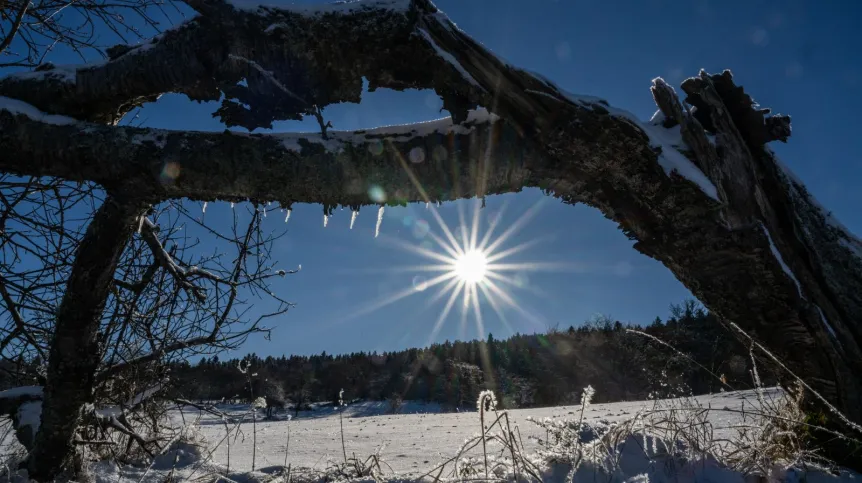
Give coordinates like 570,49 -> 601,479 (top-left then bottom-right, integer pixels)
168,300 -> 772,410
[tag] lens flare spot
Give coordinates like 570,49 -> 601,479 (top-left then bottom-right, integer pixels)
368,185 -> 386,203
409,146 -> 426,164
160,162 -> 181,183
412,219 -> 430,239
432,145 -> 448,162
412,275 -> 428,292
513,272 -> 529,288
368,140 -> 384,156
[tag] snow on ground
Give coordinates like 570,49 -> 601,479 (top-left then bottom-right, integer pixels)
0,387 -> 855,482
172,389 -> 788,476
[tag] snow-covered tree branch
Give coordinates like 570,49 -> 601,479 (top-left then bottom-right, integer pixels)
0,103 -> 534,207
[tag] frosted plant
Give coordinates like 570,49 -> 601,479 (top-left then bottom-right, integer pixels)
252,397 -> 267,409
338,388 -> 347,463
750,346 -> 765,406
477,390 -> 497,412
581,385 -> 595,409
350,210 -> 358,229
476,389 -> 499,477
375,206 -> 385,238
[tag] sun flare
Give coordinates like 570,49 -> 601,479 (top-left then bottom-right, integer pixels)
453,250 -> 488,284
339,195 -> 564,348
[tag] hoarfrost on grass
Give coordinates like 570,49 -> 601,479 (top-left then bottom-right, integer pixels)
141,387 -> 854,483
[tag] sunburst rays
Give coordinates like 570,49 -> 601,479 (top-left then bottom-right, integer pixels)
339,195 -> 567,346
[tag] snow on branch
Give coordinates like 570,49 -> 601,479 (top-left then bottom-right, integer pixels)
0,386 -> 43,401
0,0 -> 486,129
0,101 -> 534,209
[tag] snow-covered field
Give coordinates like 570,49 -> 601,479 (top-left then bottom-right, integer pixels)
179,390 -> 781,475
5,388 -> 860,483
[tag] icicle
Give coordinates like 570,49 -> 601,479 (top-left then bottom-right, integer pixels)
136,216 -> 145,234
230,202 -> 235,209
350,210 -> 358,230
284,209 -> 292,224
425,202 -> 430,210
375,206 -> 385,238
323,214 -> 329,227
263,206 -> 267,217
202,202 -> 207,214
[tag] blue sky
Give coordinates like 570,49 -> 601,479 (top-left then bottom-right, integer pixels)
7,0 -> 862,358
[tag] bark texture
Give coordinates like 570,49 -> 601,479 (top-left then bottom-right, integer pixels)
0,109 -> 538,209
27,197 -> 147,480
0,0 -> 860,477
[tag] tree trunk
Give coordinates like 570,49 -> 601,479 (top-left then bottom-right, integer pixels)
28,196 -> 146,480
648,72 -> 862,431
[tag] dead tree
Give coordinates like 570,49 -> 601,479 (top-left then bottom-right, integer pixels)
0,187 -> 294,476
0,0 -> 860,479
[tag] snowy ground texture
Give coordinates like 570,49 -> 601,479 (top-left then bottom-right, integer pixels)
36,388 -> 851,483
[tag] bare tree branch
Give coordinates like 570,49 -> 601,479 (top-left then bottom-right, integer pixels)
0,0 -> 31,55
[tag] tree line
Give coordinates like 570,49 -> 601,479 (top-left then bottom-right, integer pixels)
168,300 -> 771,411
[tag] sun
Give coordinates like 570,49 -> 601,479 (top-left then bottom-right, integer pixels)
337,195 -> 564,350
453,249 -> 488,284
